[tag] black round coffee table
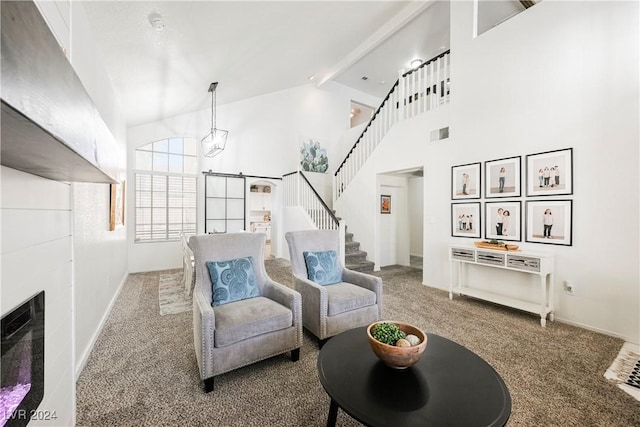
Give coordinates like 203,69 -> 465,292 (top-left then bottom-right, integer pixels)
317,327 -> 511,427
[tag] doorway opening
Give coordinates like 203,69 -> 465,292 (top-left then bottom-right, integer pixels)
248,179 -> 278,259
375,167 -> 423,271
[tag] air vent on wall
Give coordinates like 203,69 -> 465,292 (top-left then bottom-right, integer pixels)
429,126 -> 449,143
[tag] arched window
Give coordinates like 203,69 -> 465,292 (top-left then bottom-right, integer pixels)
134,137 -> 198,242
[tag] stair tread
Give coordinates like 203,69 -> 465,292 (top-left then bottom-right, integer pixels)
333,215 -> 372,272
346,259 -> 374,266
345,241 -> 360,250
345,250 -> 367,257
346,260 -> 375,273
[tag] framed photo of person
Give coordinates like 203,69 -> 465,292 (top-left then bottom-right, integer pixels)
451,162 -> 481,200
525,200 -> 573,246
485,156 -> 521,198
484,201 -> 521,242
526,148 -> 573,196
451,202 -> 481,238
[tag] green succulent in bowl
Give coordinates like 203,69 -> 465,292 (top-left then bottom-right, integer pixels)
372,322 -> 407,346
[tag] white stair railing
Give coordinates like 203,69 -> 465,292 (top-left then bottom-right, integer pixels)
283,170 -> 340,231
334,50 -> 450,201
283,170 -> 346,263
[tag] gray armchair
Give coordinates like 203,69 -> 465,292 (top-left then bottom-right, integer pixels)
285,229 -> 382,346
190,232 -> 302,392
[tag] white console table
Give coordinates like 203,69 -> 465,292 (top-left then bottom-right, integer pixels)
449,245 -> 555,327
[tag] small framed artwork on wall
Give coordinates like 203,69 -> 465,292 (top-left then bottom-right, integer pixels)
451,162 -> 481,199
485,201 -> 521,242
451,202 -> 481,238
526,148 -> 573,196
525,200 -> 573,246
485,156 -> 521,198
380,195 -> 391,214
109,181 -> 125,231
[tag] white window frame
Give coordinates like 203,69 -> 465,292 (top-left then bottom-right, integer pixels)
134,138 -> 198,243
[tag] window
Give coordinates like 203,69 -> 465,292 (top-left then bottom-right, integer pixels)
134,138 -> 198,242
350,100 -> 375,128
474,0 -> 540,37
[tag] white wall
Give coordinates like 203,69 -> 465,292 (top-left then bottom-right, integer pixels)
334,105 -> 450,274
337,0 -> 639,343
448,0 -> 639,342
280,207 -> 318,260
69,2 -> 128,376
1,4 -> 128,426
127,82 -> 377,272
408,177 -> 424,257
304,172 -> 333,210
1,167 -> 75,427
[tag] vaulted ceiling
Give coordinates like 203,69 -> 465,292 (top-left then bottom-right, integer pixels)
81,1 -> 451,127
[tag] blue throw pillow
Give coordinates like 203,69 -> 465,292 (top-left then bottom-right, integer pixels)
303,250 -> 341,286
207,256 -> 260,307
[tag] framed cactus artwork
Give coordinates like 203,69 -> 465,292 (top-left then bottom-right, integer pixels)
300,137 -> 329,173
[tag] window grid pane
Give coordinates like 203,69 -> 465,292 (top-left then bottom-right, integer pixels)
134,137 -> 198,242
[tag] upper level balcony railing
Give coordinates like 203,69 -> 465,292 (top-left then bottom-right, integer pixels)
334,50 -> 450,201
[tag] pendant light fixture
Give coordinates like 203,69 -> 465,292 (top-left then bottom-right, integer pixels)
201,82 -> 228,158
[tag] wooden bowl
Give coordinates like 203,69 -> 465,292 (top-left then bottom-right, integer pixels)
366,321 -> 428,369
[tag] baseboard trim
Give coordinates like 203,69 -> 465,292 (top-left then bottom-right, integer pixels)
552,316 -> 638,345
75,272 -> 129,380
425,283 -> 637,344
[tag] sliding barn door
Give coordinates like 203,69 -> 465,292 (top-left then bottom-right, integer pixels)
204,174 -> 246,233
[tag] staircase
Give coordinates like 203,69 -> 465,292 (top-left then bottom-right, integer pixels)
334,50 -> 450,201
344,228 -> 374,273
333,211 -> 374,273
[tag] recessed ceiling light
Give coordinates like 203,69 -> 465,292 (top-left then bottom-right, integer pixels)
379,80 -> 385,85
308,75 -> 315,81
361,76 -> 369,81
410,58 -> 422,69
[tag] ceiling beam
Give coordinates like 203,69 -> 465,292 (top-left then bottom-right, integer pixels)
316,1 -> 435,88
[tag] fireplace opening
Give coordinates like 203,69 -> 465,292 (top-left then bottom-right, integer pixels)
1,291 -> 45,427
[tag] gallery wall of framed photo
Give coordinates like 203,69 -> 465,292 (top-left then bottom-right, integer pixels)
451,147 -> 573,246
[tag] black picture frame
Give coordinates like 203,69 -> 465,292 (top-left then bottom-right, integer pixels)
451,162 -> 481,200
485,156 -> 521,198
451,202 -> 481,238
380,195 -> 391,214
526,148 -> 573,197
484,201 -> 522,242
525,200 -> 573,246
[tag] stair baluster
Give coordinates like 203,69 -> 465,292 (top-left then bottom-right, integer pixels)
334,50 -> 450,202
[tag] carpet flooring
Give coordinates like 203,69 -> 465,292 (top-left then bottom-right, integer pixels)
76,260 -> 640,426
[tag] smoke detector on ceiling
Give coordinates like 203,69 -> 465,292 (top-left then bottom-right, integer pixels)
148,13 -> 165,31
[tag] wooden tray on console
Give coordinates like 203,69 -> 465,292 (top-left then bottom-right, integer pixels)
474,241 -> 520,251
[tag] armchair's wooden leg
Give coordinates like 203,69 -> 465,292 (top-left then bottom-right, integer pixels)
291,348 -> 300,362
204,377 -> 214,393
